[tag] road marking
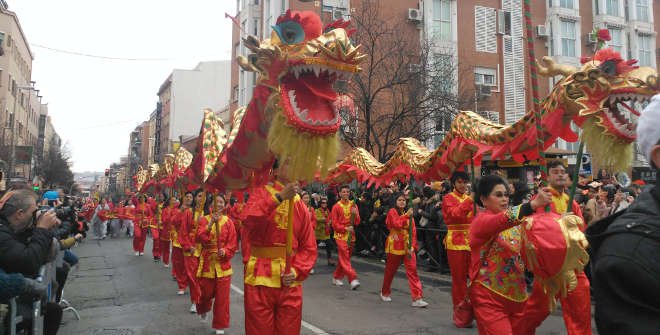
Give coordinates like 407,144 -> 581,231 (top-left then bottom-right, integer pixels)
230,284 -> 329,335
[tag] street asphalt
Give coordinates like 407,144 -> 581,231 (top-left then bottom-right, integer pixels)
57,236 -> 594,335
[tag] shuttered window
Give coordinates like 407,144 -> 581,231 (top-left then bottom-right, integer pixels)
475,6 -> 497,53
502,0 -> 525,125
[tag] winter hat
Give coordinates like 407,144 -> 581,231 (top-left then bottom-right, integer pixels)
638,94 -> 660,167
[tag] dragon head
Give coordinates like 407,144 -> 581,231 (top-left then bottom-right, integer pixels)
538,48 -> 659,170
237,11 -> 363,180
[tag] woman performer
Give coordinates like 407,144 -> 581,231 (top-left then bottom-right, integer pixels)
150,193 -> 165,262
133,194 -> 153,256
172,192 -> 191,295
179,190 -> 205,313
468,175 -> 552,334
315,196 -> 336,267
160,196 -> 178,268
301,192 -> 318,274
195,194 -> 237,335
380,192 -> 429,308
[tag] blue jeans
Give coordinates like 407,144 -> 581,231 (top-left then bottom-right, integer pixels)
63,250 -> 79,266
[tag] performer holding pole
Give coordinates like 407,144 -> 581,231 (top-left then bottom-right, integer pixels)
380,192 -> 428,307
519,159 -> 591,335
178,190 -> 203,313
240,161 -> 316,335
195,194 -> 237,335
330,185 -> 361,290
441,171 -> 475,327
160,196 -> 178,268
133,194 -> 153,256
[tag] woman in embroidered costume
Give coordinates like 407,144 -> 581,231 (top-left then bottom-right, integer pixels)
177,190 -> 202,312
314,196 -> 335,267
301,192 -> 317,274
380,192 -> 429,308
172,192 -> 191,295
160,196 -> 178,269
195,194 -> 237,335
150,193 -> 165,262
133,194 -> 153,256
468,175 -> 552,334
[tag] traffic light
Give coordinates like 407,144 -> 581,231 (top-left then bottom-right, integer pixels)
32,183 -> 39,191
105,169 -> 110,176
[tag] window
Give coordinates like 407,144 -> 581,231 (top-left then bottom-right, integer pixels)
474,67 -> 497,86
605,0 -> 619,16
433,53 -> 453,92
475,6 -> 497,53
432,0 -> 451,40
636,0 -> 649,22
560,20 -> 576,57
559,0 -> 574,9
638,34 -> 652,67
608,27 -> 623,54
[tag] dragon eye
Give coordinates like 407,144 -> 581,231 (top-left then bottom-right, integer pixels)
599,60 -> 617,76
273,21 -> 305,45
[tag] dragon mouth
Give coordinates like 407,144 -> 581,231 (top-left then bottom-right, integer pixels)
600,92 -> 650,141
280,63 -> 354,135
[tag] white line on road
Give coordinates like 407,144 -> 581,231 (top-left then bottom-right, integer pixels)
230,284 -> 330,335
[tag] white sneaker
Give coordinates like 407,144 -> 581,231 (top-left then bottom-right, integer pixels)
412,299 -> 429,308
380,292 -> 392,302
164,263 -> 170,268
310,268 -> 315,275
177,290 -> 185,295
200,313 -> 209,323
332,278 -> 344,286
350,279 -> 360,290
189,304 -> 197,313
215,330 -> 225,335
139,252 -> 144,256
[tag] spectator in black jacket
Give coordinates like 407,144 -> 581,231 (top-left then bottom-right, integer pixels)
0,189 -> 62,335
587,94 -> 660,335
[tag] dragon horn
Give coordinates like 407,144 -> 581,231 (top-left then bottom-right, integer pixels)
537,56 -> 576,77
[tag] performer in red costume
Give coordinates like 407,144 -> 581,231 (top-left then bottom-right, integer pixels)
196,194 -> 237,335
469,175 -> 552,335
172,192 -> 191,295
330,185 -> 361,289
228,191 -> 249,264
441,171 -> 474,327
133,194 -> 153,256
178,191 -> 204,313
380,192 -> 428,307
519,159 -> 591,335
301,192 -> 317,274
160,196 -> 178,268
239,163 -> 317,335
150,193 -> 165,262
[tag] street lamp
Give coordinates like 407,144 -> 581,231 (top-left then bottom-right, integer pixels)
8,84 -> 37,181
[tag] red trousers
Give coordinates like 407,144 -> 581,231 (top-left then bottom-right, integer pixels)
447,250 -> 470,305
133,227 -> 147,252
197,276 -> 231,329
244,285 -> 303,335
519,271 -> 592,335
184,255 -> 201,304
333,240 -> 357,282
470,283 -> 525,335
150,228 -> 160,258
171,247 -> 188,290
159,239 -> 171,265
381,253 -> 423,301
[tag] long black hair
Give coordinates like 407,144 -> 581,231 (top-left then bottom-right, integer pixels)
475,175 -> 507,207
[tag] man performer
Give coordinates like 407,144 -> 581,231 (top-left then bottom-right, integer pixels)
240,162 -> 317,335
519,159 -> 591,335
330,185 -> 361,289
441,171 -> 474,328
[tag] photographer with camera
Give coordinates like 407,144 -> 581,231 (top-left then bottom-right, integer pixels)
0,189 -> 63,335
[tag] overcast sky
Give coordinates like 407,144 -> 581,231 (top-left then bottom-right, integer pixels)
11,0 -> 236,172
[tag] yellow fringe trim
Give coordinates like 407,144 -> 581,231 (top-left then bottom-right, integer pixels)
266,95 -> 340,182
581,117 -> 633,172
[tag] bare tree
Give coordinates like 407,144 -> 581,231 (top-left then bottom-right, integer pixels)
344,0 -> 464,161
41,141 -> 74,190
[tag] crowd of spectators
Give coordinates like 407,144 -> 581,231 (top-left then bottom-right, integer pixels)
0,187 -> 85,335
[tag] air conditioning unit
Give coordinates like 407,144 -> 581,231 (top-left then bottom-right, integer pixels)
536,25 -> 549,37
332,9 -> 345,20
408,8 -> 422,22
586,33 -> 598,45
477,84 -> 492,98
